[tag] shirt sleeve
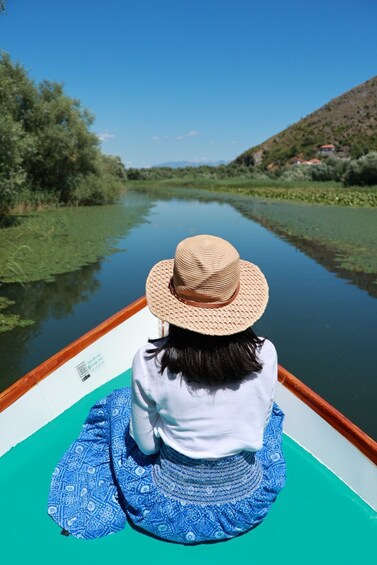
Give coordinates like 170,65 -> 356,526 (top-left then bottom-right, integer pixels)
130,347 -> 162,455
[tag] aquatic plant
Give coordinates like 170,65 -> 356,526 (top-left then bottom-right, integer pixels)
0,296 -> 34,333
0,199 -> 152,284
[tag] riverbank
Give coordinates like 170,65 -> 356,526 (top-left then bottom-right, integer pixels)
233,199 -> 377,297
0,196 -> 152,332
128,179 -> 377,207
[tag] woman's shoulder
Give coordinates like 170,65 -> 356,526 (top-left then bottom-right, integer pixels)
134,338 -> 166,358
257,338 -> 277,362
258,337 -> 277,352
133,339 -> 167,373
132,342 -> 162,387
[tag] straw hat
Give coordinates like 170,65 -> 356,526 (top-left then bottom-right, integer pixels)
146,234 -> 269,336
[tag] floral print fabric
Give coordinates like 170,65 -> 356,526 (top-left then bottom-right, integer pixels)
48,388 -> 285,543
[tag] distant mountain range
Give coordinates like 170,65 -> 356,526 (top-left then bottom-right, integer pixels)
235,76 -> 377,168
152,160 -> 229,168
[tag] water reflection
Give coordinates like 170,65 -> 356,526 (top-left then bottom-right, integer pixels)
0,261 -> 101,390
232,199 -> 377,299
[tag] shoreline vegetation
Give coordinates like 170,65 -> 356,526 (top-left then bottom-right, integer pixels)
0,53 -> 127,219
126,145 -> 377,208
128,177 -> 377,207
0,198 -> 152,333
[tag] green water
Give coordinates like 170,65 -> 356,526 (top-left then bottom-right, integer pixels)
1,369 -> 375,565
0,188 -> 377,439
0,199 -> 153,284
0,194 -> 152,331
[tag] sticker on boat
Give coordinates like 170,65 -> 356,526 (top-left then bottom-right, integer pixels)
76,352 -> 105,382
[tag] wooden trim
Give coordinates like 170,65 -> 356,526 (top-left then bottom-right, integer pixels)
0,296 -> 147,413
278,364 -> 377,465
1,294 -> 376,466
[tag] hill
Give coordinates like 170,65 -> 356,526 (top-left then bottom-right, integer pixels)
234,76 -> 377,169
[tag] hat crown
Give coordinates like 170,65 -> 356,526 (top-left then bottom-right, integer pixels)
173,235 -> 240,304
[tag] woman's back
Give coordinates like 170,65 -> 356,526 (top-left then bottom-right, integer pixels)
131,338 -> 278,458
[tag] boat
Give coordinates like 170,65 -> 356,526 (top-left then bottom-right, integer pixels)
0,296 -> 376,564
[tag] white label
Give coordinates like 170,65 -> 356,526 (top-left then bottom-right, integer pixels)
76,352 -> 105,382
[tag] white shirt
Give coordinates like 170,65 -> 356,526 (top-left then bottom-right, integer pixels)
130,338 -> 278,459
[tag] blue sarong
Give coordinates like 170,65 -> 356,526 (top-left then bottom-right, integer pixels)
48,388 -> 285,543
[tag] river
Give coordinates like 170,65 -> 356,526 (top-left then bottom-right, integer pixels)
1,188 -> 376,439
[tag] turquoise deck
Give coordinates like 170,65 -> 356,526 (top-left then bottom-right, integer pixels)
1,370 -> 375,564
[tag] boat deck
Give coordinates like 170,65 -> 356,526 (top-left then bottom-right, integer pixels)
1,370 -> 375,565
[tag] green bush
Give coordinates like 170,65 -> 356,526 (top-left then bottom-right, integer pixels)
343,152 -> 377,186
310,157 -> 348,182
279,165 -> 312,181
72,162 -> 123,205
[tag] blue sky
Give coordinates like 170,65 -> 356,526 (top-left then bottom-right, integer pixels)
1,0 -> 376,167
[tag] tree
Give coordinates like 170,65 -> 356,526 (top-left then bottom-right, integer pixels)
0,54 -> 38,211
343,152 -> 377,186
0,53 -> 127,211
27,80 -> 99,201
100,154 -> 127,181
0,113 -> 31,211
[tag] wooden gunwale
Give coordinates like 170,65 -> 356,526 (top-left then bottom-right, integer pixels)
1,295 -> 376,465
0,295 -> 147,413
278,365 -> 377,465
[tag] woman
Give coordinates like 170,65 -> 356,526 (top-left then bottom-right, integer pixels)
48,234 -> 285,543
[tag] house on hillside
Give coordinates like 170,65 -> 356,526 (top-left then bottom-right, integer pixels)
290,156 -> 321,166
291,157 -> 304,165
304,158 -> 321,165
319,144 -> 336,155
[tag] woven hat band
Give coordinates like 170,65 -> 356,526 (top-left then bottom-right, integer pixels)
169,278 -> 240,309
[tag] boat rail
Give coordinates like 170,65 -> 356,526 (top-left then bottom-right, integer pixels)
1,295 -> 376,466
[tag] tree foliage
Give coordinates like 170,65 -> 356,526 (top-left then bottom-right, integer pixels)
129,152 -> 377,190
343,152 -> 377,186
0,53 -> 126,213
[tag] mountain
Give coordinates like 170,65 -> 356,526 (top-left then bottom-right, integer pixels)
234,76 -> 377,169
153,160 -> 229,168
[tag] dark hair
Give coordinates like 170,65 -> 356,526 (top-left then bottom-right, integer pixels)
147,324 -> 265,387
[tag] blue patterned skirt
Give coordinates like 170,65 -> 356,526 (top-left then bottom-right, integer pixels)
48,388 -> 285,544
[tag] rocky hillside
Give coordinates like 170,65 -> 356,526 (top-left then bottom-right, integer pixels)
235,76 -> 377,169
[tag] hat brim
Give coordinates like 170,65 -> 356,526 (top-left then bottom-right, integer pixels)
146,259 -> 269,336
